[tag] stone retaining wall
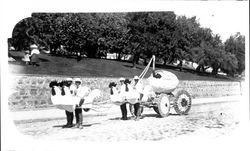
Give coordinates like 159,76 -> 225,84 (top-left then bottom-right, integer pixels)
8,75 -> 242,111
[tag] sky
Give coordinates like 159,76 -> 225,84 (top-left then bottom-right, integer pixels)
173,2 -> 248,42
1,0 -> 248,43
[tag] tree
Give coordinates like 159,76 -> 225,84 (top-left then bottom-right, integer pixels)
220,52 -> 238,76
224,33 -> 245,75
172,16 -> 201,65
125,12 -> 178,67
12,17 -> 41,51
95,13 -> 128,59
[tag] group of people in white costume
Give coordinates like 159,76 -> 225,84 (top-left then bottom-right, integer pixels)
109,76 -> 145,121
50,78 -> 101,129
50,69 -> 179,126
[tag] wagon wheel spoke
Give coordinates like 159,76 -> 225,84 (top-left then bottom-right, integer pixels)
174,90 -> 192,115
157,94 -> 170,117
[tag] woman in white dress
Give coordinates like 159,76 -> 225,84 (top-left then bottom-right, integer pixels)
30,44 -> 40,66
22,50 -> 30,65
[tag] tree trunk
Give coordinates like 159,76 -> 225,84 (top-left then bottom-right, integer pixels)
117,52 -> 121,61
178,60 -> 183,71
143,58 -> 147,66
132,59 -> 136,68
131,43 -> 141,68
201,65 -> 205,72
132,54 -> 140,68
196,65 -> 204,72
163,57 -> 167,65
136,56 -> 140,64
168,56 -> 175,64
212,67 -> 218,75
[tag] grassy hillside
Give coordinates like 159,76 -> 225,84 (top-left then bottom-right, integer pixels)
8,51 -> 237,81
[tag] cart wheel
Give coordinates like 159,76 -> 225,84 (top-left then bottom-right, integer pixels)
153,107 -> 159,114
157,94 -> 170,117
173,90 -> 192,115
129,104 -> 144,116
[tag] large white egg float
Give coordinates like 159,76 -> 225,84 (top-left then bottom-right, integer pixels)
147,70 -> 179,93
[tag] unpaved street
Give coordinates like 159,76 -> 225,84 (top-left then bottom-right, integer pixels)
14,101 -> 240,141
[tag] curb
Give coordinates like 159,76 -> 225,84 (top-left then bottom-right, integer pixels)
192,95 -> 241,105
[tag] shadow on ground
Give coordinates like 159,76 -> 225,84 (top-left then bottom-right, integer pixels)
53,122 -> 101,128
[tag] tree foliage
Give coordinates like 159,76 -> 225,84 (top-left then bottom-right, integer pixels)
224,33 -> 245,74
11,12 -> 245,76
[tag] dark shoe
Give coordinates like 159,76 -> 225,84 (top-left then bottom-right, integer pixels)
121,117 -> 128,120
63,124 -> 73,128
62,124 -> 69,128
67,124 -> 74,128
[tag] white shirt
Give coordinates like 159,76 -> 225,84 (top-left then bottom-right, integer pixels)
110,87 -> 123,104
22,54 -> 30,61
111,86 -> 119,95
119,84 -> 126,94
52,86 -> 61,96
74,85 -> 90,98
69,84 -> 76,94
62,86 -> 71,96
133,81 -> 143,94
30,49 -> 40,55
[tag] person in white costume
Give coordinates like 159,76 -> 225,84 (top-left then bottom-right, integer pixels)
67,78 -> 76,94
118,77 -> 125,93
119,78 -> 129,120
73,78 -> 90,129
123,78 -> 133,101
118,77 -> 128,100
131,76 -> 143,120
63,78 -> 75,128
109,82 -> 121,104
49,81 -> 61,99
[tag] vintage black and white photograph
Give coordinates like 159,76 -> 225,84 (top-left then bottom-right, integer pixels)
1,0 -> 249,151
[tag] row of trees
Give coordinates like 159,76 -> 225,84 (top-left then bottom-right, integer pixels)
11,12 -> 245,76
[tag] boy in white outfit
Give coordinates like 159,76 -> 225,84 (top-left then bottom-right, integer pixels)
132,76 -> 143,121
63,78 -> 75,128
118,77 -> 128,120
73,78 -> 90,129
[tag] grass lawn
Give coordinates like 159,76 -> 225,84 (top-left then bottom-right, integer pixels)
8,51 -> 238,81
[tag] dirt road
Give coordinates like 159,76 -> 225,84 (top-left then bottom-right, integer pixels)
13,100 -> 240,141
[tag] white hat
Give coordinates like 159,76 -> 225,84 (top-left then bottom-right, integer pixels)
119,77 -> 125,81
75,78 -> 82,83
66,78 -> 73,81
30,44 -> 38,49
133,76 -> 139,80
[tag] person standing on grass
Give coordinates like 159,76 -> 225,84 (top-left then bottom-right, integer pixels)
22,50 -> 30,65
77,52 -> 82,62
30,44 -> 40,66
73,78 -> 90,129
